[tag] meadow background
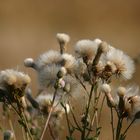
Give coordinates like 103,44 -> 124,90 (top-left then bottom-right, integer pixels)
0,0 -> 140,139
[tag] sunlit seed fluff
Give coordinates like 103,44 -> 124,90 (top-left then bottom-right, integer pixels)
36,94 -> 54,106
98,41 -> 109,53
104,47 -> 135,80
124,85 -> 139,98
95,61 -> 104,73
38,64 -> 60,89
123,85 -> 140,120
24,58 -> 35,68
60,67 -> 67,76
126,95 -> 140,121
130,96 -> 140,119
0,69 -> 31,89
56,33 -> 70,44
117,87 -> 126,97
63,75 -> 81,98
65,103 -> 70,113
75,39 -> 100,60
61,53 -> 76,72
36,50 -> 62,69
57,67 -> 67,78
101,83 -> 111,94
107,92 -> 117,107
94,38 -> 102,44
21,96 -> 27,108
74,58 -> 87,75
101,84 -> 118,107
106,61 -> 117,73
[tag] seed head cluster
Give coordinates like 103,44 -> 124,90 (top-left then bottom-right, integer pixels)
0,33 -> 139,140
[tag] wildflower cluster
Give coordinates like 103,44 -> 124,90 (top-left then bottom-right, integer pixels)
0,69 -> 30,103
0,33 -> 139,140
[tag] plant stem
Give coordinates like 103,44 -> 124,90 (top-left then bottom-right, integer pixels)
64,104 -> 72,138
48,124 -> 56,140
16,98 -> 33,140
74,74 -> 89,96
22,111 -> 33,140
122,118 -> 135,138
110,107 -> 115,140
116,117 -> 123,140
9,101 -> 32,140
40,89 -> 57,140
81,84 -> 95,140
8,116 -> 17,140
86,90 -> 101,138
69,104 -> 82,131
22,127 -> 26,140
98,95 -> 105,123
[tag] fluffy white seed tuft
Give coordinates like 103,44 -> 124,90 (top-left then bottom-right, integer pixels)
60,67 -> 67,76
56,33 -> 70,44
101,83 -> 111,94
75,39 -> 100,60
24,58 -> 35,68
36,50 -> 62,69
0,69 -> 31,88
61,53 -> 76,72
104,47 -> 135,80
117,86 -> 126,97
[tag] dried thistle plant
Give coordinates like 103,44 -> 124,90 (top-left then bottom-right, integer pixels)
0,33 -> 139,140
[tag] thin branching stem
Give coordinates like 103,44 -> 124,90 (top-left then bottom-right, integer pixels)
74,74 -> 89,96
22,127 -> 26,140
22,111 -> 33,140
95,111 -> 99,131
81,84 -> 95,140
8,115 -> 17,140
86,91 -> 101,138
40,89 -> 57,140
122,118 -> 135,138
15,98 -> 33,140
98,95 -> 105,123
94,87 -> 100,134
9,102 -> 32,140
116,117 -> 123,140
11,103 -> 31,140
64,104 -> 72,138
48,124 -> 56,140
69,103 -> 82,131
10,103 -> 29,140
110,107 -> 115,140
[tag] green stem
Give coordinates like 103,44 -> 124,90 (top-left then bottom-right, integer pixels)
110,107 -> 115,140
9,101 -> 32,140
86,91 -> 101,138
22,111 -> 33,140
16,98 -> 33,140
81,84 -> 95,140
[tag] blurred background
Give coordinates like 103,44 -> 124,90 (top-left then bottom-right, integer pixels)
0,0 -> 140,139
